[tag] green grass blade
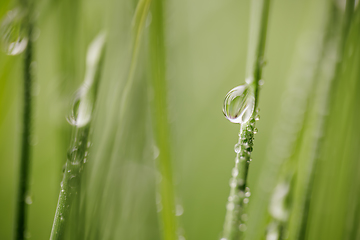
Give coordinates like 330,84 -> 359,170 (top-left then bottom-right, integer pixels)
49,33 -> 106,240
222,0 -> 271,239
149,0 -> 177,239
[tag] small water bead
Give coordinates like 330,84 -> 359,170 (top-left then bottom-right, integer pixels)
229,178 -> 237,188
232,168 -> 239,177
67,147 -> 78,161
226,202 -> 235,211
253,128 -> 258,134
245,192 -> 251,197
157,203 -> 163,212
223,85 -> 255,124
243,198 -> 249,204
241,213 -> 248,222
175,204 -> 184,216
0,8 -> 28,55
255,115 -> 260,121
25,195 -> 32,205
234,143 -> 241,153
239,224 -> 247,232
239,190 -> 245,198
68,175 -> 79,188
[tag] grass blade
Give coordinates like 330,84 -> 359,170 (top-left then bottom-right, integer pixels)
149,0 -> 177,239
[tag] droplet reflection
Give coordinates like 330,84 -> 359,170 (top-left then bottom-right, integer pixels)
223,85 -> 255,124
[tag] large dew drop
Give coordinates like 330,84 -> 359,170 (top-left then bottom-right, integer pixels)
223,85 -> 255,124
0,9 -> 28,55
66,33 -> 106,127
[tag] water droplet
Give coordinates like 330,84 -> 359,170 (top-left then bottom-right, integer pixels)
157,203 -> 163,212
243,198 -> 249,204
245,77 -> 253,84
0,8 -> 28,55
87,141 -> 91,148
232,168 -> 239,177
229,178 -> 237,188
234,143 -> 241,153
68,175 -> 79,188
25,195 -> 32,205
258,79 -> 264,86
223,85 -> 255,124
153,145 -> 160,159
176,204 -> 184,216
241,213 -> 248,221
239,191 -> 245,198
226,202 -> 235,211
67,147 -> 78,161
245,192 -> 251,197
60,181 -> 64,188
239,224 -> 247,231
255,115 -> 260,121
253,128 -> 258,134
60,216 -> 64,221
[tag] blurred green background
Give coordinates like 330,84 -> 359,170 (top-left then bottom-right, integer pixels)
1,0 -> 359,239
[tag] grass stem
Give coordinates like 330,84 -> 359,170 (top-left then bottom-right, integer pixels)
149,0 -> 177,239
297,1 -> 355,239
14,5 -> 33,240
50,33 -> 106,240
222,0 -> 271,239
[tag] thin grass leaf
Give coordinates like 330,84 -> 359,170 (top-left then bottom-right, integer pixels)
49,32 -> 106,240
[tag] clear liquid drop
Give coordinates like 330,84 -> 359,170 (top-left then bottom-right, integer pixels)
226,202 -> 235,211
234,143 -> 241,153
239,224 -> 247,232
0,9 -> 28,55
25,195 -> 32,205
232,168 -> 239,177
223,85 -> 255,124
175,204 -> 184,216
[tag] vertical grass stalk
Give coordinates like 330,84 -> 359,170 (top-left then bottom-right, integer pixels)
297,0 -> 355,239
222,0 -> 271,239
149,0 -> 178,239
50,33 -> 106,240
14,2 -> 33,240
